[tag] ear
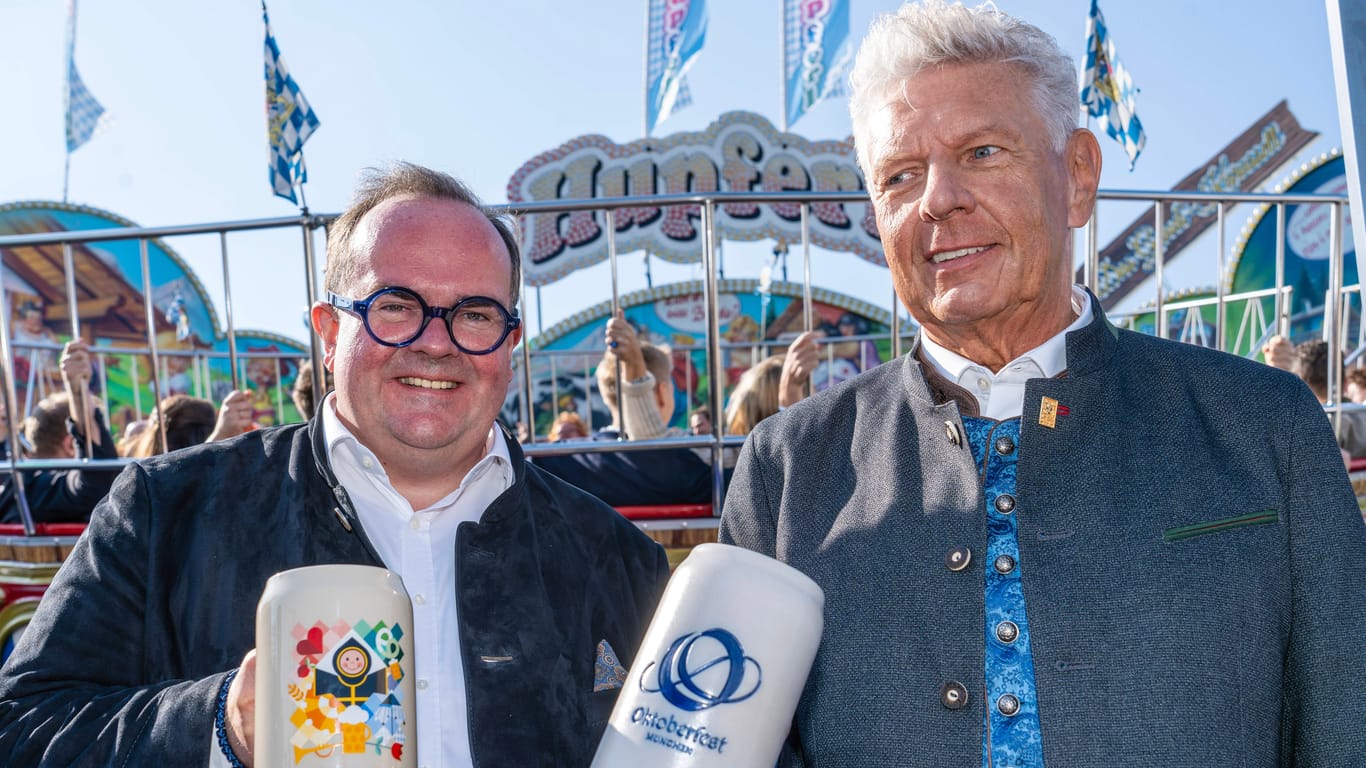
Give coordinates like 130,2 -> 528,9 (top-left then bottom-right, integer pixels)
506,325 -> 523,364
1064,128 -> 1103,229
309,303 -> 340,371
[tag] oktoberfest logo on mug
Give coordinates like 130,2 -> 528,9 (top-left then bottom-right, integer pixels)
641,628 -> 762,711
625,627 -> 762,756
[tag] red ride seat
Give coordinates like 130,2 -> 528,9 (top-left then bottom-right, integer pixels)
613,503 -> 714,521
0,523 -> 88,537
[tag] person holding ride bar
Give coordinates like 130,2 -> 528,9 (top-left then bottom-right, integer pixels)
0,163 -> 669,767
719,2 -> 1366,766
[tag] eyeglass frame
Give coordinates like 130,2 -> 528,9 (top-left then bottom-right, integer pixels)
326,287 -> 521,355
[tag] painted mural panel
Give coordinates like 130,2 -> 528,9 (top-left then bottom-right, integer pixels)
504,279 -> 895,437
0,202 -> 311,431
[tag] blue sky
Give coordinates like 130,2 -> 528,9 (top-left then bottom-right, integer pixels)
0,0 -> 1345,343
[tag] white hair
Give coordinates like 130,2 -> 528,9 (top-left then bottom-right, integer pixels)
848,0 -> 1078,175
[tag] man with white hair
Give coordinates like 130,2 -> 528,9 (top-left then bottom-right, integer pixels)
720,2 -> 1366,766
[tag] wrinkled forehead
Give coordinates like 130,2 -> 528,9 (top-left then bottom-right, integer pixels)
854,61 -> 1041,170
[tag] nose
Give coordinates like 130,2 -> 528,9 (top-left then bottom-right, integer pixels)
408,312 -> 461,354
918,163 -> 974,222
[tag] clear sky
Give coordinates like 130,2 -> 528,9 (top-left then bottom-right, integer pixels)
0,0 -> 1345,344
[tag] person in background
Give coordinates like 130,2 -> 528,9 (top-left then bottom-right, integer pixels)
723,330 -> 821,437
10,299 -> 62,409
535,314 -> 714,506
1264,334 -> 1366,458
121,389 -> 254,458
0,340 -> 119,525
720,3 -> 1366,766
832,311 -> 884,374
688,406 -> 712,436
1344,366 -> 1366,404
0,162 -> 669,766
548,410 -> 588,442
290,360 -> 334,421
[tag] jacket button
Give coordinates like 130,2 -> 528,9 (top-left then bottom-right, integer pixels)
944,420 -> 960,446
994,435 -> 1016,455
945,547 -> 972,572
994,554 -> 1016,574
940,681 -> 969,710
994,494 -> 1016,514
996,693 -> 1020,716
995,620 -> 1019,644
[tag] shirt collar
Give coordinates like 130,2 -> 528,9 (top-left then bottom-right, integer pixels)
919,284 -> 1092,382
320,391 -> 513,508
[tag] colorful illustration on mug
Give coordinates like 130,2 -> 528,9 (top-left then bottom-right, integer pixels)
287,619 -> 408,763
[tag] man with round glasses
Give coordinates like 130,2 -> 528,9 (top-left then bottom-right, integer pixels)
0,163 -> 671,767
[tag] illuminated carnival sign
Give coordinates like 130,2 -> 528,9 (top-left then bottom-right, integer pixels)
1086,100 -> 1317,307
506,111 -> 881,287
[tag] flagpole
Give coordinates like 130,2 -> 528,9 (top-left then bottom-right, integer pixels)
780,0 -> 788,133
63,0 -> 76,204
296,150 -> 309,214
642,1 -> 651,137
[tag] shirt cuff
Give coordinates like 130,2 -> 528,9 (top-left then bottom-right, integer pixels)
213,669 -> 247,767
207,728 -> 232,768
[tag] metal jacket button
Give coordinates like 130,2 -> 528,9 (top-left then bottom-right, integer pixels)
997,693 -> 1020,716
945,547 -> 972,572
994,494 -> 1016,514
941,681 -> 969,710
995,621 -> 1019,644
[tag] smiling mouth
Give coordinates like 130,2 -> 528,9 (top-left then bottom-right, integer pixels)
399,376 -> 456,390
930,245 -> 989,264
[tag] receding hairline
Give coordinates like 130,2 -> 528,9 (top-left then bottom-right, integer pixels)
325,162 -> 522,308
334,193 -> 519,304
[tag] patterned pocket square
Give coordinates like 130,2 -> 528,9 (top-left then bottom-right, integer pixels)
593,638 -> 628,692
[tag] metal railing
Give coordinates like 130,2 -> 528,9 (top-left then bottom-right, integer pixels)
0,185 -> 1353,533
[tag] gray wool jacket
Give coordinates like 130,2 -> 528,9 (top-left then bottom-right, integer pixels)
720,294 -> 1366,767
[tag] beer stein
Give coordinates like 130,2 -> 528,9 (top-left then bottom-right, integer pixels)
255,564 -> 416,767
592,543 -> 825,767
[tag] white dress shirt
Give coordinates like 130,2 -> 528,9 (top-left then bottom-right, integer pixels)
209,392 -> 514,768
918,285 -> 1093,420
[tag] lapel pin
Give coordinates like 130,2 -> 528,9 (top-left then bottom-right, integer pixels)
1039,396 -> 1069,429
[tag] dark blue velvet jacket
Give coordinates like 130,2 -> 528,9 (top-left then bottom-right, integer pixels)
0,417 -> 670,766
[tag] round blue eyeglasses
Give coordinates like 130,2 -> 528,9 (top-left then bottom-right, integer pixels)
327,287 -> 520,355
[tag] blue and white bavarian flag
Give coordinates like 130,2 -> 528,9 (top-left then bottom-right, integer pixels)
783,0 -> 852,129
65,0 -> 111,153
263,1 -> 320,204
1080,0 -> 1145,168
645,0 -> 708,136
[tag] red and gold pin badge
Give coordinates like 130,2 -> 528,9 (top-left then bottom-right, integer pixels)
1039,396 -> 1070,428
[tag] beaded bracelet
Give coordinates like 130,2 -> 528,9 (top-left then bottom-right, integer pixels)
215,669 -> 247,768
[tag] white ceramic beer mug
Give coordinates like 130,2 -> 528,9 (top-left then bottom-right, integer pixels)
592,543 -> 825,767
255,564 -> 416,767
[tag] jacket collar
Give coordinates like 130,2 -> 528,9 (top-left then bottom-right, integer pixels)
903,287 -> 1118,407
